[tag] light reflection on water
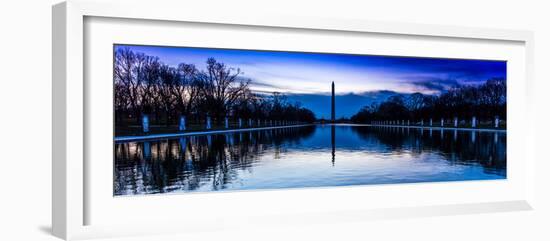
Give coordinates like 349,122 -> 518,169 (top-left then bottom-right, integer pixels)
114,125 -> 506,196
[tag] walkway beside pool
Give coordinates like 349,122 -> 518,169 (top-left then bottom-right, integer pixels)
115,123 -> 505,143
353,123 -> 507,133
114,124 -> 315,143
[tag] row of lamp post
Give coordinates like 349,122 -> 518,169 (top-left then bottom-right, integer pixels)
371,116 -> 500,128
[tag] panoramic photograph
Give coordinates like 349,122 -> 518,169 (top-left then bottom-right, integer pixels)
113,44 -> 507,196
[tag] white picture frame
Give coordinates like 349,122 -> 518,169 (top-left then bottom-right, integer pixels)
52,0 -> 535,240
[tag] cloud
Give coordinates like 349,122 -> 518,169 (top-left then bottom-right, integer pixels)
249,80 -> 280,89
118,44 -> 506,96
249,78 -> 330,95
408,77 -> 460,93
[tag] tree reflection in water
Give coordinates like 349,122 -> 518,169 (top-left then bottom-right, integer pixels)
114,126 -> 316,195
350,126 -> 506,176
114,125 -> 505,196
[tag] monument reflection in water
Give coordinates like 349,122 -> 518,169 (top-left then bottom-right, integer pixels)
114,125 -> 506,196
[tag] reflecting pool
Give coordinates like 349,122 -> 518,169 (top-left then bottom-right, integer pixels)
114,124 -> 506,196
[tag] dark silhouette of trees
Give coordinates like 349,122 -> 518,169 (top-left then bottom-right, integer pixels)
114,48 -> 141,122
114,125 -> 316,194
195,58 -> 250,122
173,63 -> 199,117
376,96 -> 410,121
351,78 -> 506,125
114,48 -> 316,130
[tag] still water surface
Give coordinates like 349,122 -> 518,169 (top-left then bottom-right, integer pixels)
114,124 -> 506,196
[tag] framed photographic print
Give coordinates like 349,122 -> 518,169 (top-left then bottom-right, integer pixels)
53,0 -> 535,240
113,44 -> 508,195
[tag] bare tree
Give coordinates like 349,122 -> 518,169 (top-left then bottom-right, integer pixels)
351,79 -> 506,124
196,58 -> 250,121
114,47 -> 141,122
173,63 -> 199,116
114,50 -> 317,132
157,64 -> 178,125
137,54 -> 161,120
405,93 -> 425,112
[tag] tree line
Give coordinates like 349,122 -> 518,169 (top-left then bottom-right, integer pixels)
350,78 -> 506,124
114,48 -> 316,127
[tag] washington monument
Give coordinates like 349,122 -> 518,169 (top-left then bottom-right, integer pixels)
331,81 -> 335,123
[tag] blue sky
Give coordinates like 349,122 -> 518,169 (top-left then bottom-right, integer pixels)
114,44 -> 506,118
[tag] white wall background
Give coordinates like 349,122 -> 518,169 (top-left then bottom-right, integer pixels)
0,0 -> 548,240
